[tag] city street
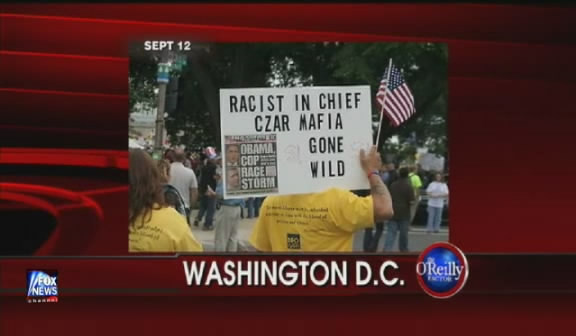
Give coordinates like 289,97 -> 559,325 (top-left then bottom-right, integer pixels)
189,209 -> 449,253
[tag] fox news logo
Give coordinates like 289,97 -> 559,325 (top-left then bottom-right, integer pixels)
27,270 -> 58,303
416,242 -> 469,299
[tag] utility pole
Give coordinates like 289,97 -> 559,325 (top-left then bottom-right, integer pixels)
151,46 -> 204,159
153,49 -> 170,160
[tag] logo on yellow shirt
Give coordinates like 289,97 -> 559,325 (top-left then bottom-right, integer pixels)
287,233 -> 301,249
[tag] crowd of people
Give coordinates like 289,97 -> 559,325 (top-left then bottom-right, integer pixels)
129,148 -> 203,252
129,145 -> 448,254
362,159 -> 449,253
129,146 -> 266,253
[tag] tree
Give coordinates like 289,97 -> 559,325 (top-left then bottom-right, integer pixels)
129,47 -> 158,112
129,42 -> 448,157
328,43 -> 448,157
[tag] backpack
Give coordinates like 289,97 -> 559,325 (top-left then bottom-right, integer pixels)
162,184 -> 189,223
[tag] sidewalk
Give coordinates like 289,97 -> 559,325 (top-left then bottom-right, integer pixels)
188,209 -> 449,252
189,209 -> 257,252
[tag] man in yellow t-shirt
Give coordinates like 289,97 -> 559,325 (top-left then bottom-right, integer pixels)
130,206 -> 203,253
250,146 -> 394,253
409,165 -> 423,225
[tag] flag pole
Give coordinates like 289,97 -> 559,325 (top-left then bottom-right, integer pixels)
375,58 -> 394,148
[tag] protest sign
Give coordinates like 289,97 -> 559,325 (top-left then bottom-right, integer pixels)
220,86 -> 373,199
224,134 -> 278,196
418,153 -> 445,172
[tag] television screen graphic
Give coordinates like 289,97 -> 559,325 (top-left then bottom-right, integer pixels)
1,4 -> 576,333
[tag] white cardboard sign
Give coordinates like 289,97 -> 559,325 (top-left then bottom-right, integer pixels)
220,86 -> 373,199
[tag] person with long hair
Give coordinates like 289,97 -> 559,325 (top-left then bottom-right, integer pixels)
129,149 -> 203,252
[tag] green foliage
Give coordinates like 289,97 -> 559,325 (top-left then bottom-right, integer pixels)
329,43 -> 448,157
129,53 -> 157,112
130,42 -> 447,157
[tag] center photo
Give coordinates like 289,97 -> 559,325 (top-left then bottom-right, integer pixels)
128,42 -> 449,254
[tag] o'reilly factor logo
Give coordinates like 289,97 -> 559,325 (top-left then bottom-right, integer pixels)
27,270 -> 58,303
416,242 -> 469,299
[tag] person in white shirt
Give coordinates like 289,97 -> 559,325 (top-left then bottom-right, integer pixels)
169,150 -> 198,223
425,173 -> 449,234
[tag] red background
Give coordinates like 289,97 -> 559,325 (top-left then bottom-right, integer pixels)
1,3 -> 576,333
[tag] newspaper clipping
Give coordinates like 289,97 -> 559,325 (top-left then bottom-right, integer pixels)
224,134 -> 278,196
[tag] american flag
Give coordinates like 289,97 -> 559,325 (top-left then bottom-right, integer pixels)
376,63 -> 415,127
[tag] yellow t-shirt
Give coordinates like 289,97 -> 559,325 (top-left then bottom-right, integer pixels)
410,173 -> 422,189
129,206 -> 203,253
250,188 -> 374,252
410,173 -> 423,199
